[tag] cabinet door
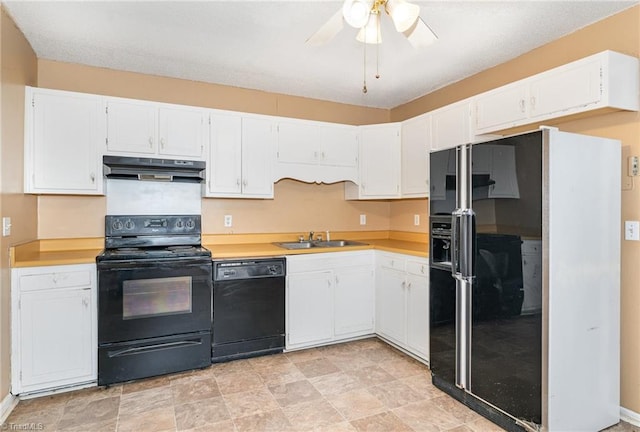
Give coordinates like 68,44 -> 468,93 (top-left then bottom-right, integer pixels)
19,288 -> 94,390
320,125 -> 359,168
158,106 -> 206,158
529,58 -> 601,119
277,121 -> 320,165
207,113 -> 242,196
359,123 -> 401,198
406,273 -> 429,360
106,99 -> 157,155
241,117 -> 275,198
401,116 -> 431,197
334,266 -> 375,338
287,271 -> 334,347
488,145 -> 520,198
475,83 -> 529,133
431,100 -> 472,151
28,90 -> 103,194
375,267 -> 406,344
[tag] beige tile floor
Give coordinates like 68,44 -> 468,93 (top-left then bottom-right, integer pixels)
2,337 -> 638,432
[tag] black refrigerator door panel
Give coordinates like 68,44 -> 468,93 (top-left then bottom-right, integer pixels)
468,134 -> 543,425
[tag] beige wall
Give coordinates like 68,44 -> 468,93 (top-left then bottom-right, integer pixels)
0,7 -> 37,404
392,5 -> 640,414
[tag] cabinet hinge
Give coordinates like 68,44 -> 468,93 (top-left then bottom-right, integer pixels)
105,137 -> 108,146
20,371 -> 22,381
105,106 -> 108,114
18,299 -> 21,310
276,151 -> 279,159
600,67 -> 603,95
31,97 -> 35,108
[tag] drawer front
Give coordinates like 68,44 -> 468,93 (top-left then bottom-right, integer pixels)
406,259 -> 428,277
377,254 -> 406,271
287,251 -> 373,274
20,269 -> 93,292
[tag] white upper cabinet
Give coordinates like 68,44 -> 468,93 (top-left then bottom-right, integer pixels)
206,112 -> 243,196
345,123 -> 401,199
105,97 -> 207,160
205,113 -> 275,199
275,119 -> 358,183
25,87 -> 104,195
401,114 -> 431,197
431,98 -> 474,152
475,50 -> 640,134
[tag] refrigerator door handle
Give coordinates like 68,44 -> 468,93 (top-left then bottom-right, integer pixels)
459,209 -> 476,280
451,210 -> 463,279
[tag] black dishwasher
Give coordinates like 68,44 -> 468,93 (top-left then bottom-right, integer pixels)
212,257 -> 286,362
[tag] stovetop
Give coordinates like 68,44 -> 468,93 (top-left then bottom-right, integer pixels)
99,214 -> 211,261
98,245 -> 211,261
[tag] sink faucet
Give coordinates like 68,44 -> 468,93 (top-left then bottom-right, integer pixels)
308,231 -> 314,242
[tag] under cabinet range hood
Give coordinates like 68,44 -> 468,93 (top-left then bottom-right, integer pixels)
103,156 -> 206,183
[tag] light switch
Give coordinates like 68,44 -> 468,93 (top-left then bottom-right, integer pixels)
414,214 -> 420,226
2,217 -> 11,236
359,214 -> 366,225
625,221 -> 639,241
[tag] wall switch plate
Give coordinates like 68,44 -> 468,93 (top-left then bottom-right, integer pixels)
2,217 -> 11,236
625,221 -> 639,241
224,215 -> 233,227
414,214 -> 420,226
359,214 -> 366,225
629,156 -> 639,177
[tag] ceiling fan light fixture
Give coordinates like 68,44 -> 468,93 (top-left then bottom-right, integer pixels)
385,0 -> 420,32
356,12 -> 382,44
343,0 -> 374,28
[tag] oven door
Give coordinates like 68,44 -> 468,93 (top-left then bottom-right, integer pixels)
98,257 -> 212,344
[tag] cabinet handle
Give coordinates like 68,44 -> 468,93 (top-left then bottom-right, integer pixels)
314,151 -> 319,159
530,96 -> 536,111
90,173 -> 95,183
421,265 -> 425,274
148,137 -> 153,148
321,152 -> 325,159
236,178 -> 241,186
407,282 -> 412,289
160,138 -> 165,149
335,275 -> 339,284
519,99 -> 526,113
401,281 -> 406,289
82,297 -> 89,308
242,179 -> 248,187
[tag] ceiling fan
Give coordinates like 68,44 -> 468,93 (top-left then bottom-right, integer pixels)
307,0 -> 438,48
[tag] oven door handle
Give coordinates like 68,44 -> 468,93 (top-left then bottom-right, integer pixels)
108,340 -> 203,358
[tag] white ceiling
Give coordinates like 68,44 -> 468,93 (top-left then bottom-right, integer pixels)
3,1 -> 637,109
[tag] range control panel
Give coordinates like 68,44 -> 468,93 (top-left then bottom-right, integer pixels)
214,258 -> 286,281
106,215 -> 201,236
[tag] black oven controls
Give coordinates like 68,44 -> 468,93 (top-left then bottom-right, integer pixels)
185,219 -> 195,229
112,220 -> 124,231
176,220 -> 184,228
124,219 -> 135,230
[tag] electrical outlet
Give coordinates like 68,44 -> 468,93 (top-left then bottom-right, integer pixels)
629,156 -> 639,177
414,214 -> 420,226
2,217 -> 11,236
360,214 -> 366,225
224,215 -> 233,228
625,221 -> 639,241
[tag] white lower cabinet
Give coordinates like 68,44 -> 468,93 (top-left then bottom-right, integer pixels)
286,251 -> 374,350
11,264 -> 97,395
375,252 -> 429,362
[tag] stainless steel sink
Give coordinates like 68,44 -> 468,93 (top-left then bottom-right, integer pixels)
273,240 -> 368,250
274,241 -> 313,249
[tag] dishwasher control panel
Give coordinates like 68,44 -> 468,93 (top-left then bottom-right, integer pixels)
213,258 -> 286,281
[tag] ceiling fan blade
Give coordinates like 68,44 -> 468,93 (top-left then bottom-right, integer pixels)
306,8 -> 345,46
402,17 -> 437,48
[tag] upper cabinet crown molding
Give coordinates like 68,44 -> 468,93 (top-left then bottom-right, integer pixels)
475,50 -> 639,134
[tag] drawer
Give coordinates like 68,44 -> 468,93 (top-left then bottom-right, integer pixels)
20,269 -> 93,292
406,259 -> 428,277
287,251 -> 373,274
377,254 -> 406,271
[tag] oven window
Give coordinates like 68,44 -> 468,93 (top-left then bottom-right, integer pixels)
122,276 -> 192,320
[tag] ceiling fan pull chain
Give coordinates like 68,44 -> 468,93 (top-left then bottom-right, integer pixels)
363,27 -> 368,93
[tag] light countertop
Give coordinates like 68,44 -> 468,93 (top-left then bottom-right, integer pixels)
10,231 -> 428,268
